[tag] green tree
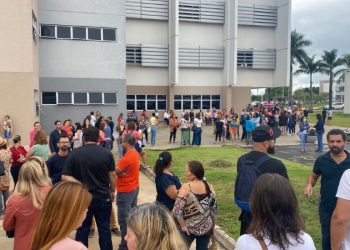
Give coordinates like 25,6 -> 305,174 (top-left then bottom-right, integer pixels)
294,54 -> 321,110
289,30 -> 312,104
335,54 -> 350,82
319,49 -> 344,109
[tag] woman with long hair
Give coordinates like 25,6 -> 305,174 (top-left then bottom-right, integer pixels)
154,151 -> 181,211
298,116 -> 310,152
26,130 -> 50,161
82,116 -> 91,132
3,157 -> 51,250
173,161 -> 217,250
31,182 -> 92,250
236,173 -> 316,250
0,137 -> 11,219
116,119 -> 126,159
125,203 -> 187,250
73,122 -> 83,149
9,135 -> 27,187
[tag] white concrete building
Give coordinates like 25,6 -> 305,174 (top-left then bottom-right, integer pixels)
319,79 -> 344,102
125,0 -> 291,113
344,72 -> 350,114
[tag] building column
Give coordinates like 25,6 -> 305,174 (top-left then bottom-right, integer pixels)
223,0 -> 238,110
168,0 -> 179,110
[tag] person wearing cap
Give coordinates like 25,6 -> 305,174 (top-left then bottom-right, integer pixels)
236,125 -> 288,235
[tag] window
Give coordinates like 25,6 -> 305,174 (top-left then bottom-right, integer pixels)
57,92 -> 73,104
57,26 -> 71,39
88,28 -> 101,40
237,50 -> 253,68
126,46 -> 142,64
127,95 -> 167,111
74,92 -> 88,104
103,29 -> 116,41
73,27 -> 86,39
42,92 -> 57,104
89,92 -> 103,104
41,25 -> 55,38
173,95 -> 221,110
104,93 -> 117,104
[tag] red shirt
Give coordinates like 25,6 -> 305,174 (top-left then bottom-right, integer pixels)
116,149 -> 140,192
10,146 -> 27,166
3,186 -> 51,250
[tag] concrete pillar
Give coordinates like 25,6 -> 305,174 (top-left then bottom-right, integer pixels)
223,0 -> 238,110
168,0 -> 179,110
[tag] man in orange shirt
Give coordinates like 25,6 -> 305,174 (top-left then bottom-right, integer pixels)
115,133 -> 140,250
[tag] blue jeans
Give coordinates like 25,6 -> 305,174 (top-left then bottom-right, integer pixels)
317,133 -> 324,152
117,142 -> 123,159
0,190 -> 10,214
151,125 -> 157,146
300,133 -> 307,151
192,127 -> 202,145
117,188 -> 139,250
181,232 -> 210,250
76,196 -> 112,250
3,131 -> 11,139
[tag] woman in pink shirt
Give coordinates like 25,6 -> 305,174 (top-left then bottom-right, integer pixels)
3,157 -> 51,250
29,122 -> 41,148
32,181 -> 92,250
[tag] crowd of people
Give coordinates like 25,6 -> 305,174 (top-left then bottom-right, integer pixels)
0,104 -> 348,250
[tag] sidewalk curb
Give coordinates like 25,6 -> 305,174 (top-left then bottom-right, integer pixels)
140,165 -> 236,250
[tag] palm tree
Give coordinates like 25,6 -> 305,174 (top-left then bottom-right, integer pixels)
289,30 -> 312,104
319,49 -> 344,109
335,54 -> 350,82
294,54 -> 321,110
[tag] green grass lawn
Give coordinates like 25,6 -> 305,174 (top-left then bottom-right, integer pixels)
146,146 -> 322,249
308,111 -> 350,128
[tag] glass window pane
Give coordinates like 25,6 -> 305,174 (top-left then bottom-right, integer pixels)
192,101 -> 201,109
57,26 -> 71,38
89,92 -> 103,103
183,101 -> 191,109
127,101 -> 135,110
147,101 -> 156,110
104,93 -> 117,104
158,101 -> 166,110
202,101 -> 210,109
192,95 -> 201,100
42,92 -> 56,104
147,95 -> 156,100
174,101 -> 182,110
202,95 -> 210,100
212,101 -> 220,109
41,25 -> 55,38
73,27 -> 86,39
212,95 -> 220,100
103,29 -> 116,41
74,93 -> 87,104
137,101 -> 145,110
88,28 -> 101,40
136,95 -> 146,99
157,95 -> 166,100
174,95 -> 182,100
127,95 -> 135,100
183,95 -> 191,100
58,92 -> 72,104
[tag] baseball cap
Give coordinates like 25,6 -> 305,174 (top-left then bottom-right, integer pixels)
252,125 -> 281,142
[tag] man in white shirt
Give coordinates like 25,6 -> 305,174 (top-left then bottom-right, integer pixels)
331,169 -> 350,250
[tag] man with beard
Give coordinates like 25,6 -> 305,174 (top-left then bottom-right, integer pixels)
235,125 -> 288,235
305,129 -> 350,250
46,135 -> 70,184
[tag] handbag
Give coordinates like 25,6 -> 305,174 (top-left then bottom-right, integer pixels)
0,160 -> 5,176
6,230 -> 15,238
258,238 -> 268,250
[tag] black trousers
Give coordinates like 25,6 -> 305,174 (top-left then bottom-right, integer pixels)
169,129 -> 177,142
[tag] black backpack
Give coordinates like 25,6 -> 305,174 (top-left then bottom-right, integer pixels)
234,154 -> 270,211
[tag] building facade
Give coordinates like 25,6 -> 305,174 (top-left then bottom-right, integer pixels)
319,79 -> 344,102
0,0 -> 40,144
344,72 -> 350,114
38,0 -> 126,132
125,0 -> 291,114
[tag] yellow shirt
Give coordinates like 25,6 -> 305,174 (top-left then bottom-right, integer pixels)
150,117 -> 158,126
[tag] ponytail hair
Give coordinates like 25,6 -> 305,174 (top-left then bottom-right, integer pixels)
154,151 -> 172,177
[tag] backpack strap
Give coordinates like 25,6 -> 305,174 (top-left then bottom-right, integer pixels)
258,238 -> 268,250
253,155 -> 270,171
